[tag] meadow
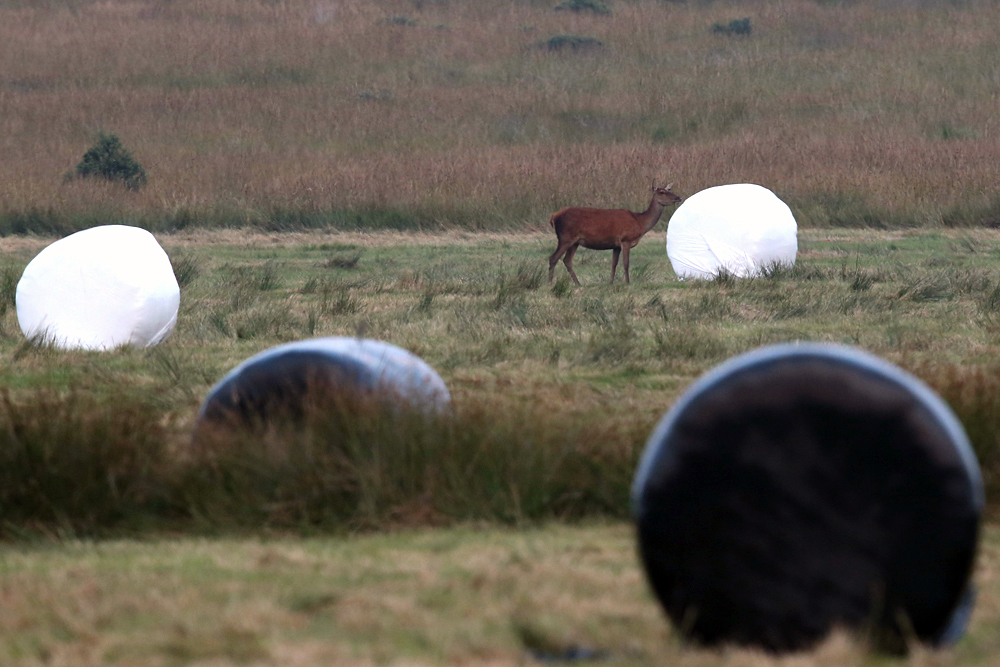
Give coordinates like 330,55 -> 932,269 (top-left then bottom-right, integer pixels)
2,0 -> 1000,233
4,0 -> 1000,663
3,228 -> 1000,664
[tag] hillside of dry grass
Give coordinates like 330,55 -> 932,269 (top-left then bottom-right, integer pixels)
2,0 -> 999,233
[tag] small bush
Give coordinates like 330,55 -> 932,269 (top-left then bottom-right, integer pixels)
839,257 -> 892,292
541,35 -> 603,52
74,132 -> 148,190
896,274 -> 953,302
848,269 -> 876,292
554,0 -> 610,15
711,17 -> 752,36
12,330 -> 59,361
587,303 -> 636,363
209,309 -> 232,337
683,291 -> 735,321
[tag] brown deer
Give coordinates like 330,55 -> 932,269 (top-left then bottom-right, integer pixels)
548,182 -> 682,285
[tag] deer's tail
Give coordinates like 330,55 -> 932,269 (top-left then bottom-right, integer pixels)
549,212 -> 559,228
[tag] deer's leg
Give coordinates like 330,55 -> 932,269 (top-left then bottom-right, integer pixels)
549,240 -> 573,284
610,247 -> 621,284
563,244 -> 582,286
623,245 -> 632,284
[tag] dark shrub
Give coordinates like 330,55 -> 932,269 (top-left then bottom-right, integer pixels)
542,35 -> 604,52
712,17 -> 752,36
75,132 -> 148,190
554,0 -> 611,16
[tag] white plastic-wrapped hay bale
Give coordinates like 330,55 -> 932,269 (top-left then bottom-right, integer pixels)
195,337 -> 451,433
666,184 -> 798,279
16,225 -> 179,350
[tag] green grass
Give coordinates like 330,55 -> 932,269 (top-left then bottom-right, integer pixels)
3,228 -> 1000,535
2,228 -> 1000,663
0,523 -> 998,666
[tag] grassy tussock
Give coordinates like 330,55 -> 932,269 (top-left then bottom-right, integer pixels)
0,387 -> 643,537
0,389 -> 169,535
915,363 -> 1000,505
2,0 -> 1000,232
4,364 -> 1000,536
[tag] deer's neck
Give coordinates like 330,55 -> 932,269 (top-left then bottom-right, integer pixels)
636,198 -> 667,234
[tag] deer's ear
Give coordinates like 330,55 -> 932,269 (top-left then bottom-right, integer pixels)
665,183 -> 674,190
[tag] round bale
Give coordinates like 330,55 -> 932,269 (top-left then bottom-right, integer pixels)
632,343 -> 982,652
16,225 -> 179,350
666,184 -> 798,279
195,337 -> 450,435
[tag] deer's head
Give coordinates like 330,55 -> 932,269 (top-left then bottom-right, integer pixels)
651,182 -> 682,206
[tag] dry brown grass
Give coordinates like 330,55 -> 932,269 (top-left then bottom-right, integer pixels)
1,0 -> 999,230
1,523 -> 998,666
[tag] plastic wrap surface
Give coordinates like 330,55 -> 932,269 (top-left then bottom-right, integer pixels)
666,184 -> 798,279
16,225 -> 180,350
198,337 -> 452,425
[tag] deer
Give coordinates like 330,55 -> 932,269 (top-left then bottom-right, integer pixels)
548,182 -> 682,285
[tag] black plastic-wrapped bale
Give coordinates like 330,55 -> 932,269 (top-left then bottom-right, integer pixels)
632,343 -> 982,653
195,337 -> 450,433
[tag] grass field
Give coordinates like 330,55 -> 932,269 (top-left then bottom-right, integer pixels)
5,228 -> 1000,535
1,522 -> 999,666
4,0 -> 1000,663
2,0 -> 1000,233
3,228 -> 1000,664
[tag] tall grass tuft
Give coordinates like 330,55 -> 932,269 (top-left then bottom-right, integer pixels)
170,253 -> 201,289
0,386 -> 643,536
915,363 -> 1000,507
0,389 -> 169,536
186,392 -> 639,529
0,264 -> 19,316
223,262 -> 282,293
